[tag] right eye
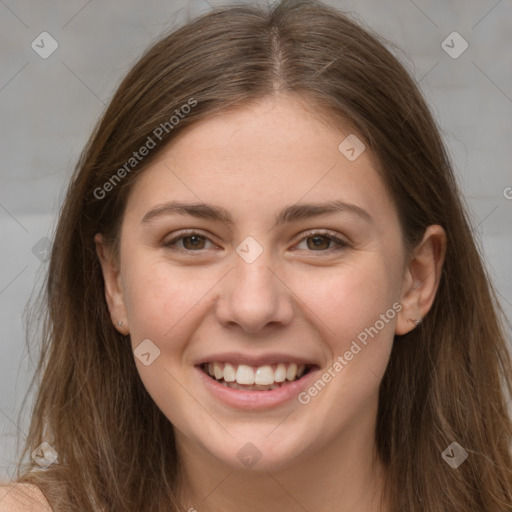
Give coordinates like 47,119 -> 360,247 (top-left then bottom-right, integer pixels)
163,230 -> 217,253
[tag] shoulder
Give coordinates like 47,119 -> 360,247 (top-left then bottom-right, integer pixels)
0,482 -> 53,512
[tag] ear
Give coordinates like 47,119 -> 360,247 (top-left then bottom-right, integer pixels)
395,224 -> 447,335
94,233 -> 129,335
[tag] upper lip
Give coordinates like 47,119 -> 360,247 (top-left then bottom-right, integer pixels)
194,352 -> 320,368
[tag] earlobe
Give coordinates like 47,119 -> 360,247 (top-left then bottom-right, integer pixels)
94,233 -> 129,335
395,268 -> 419,335
395,225 -> 447,335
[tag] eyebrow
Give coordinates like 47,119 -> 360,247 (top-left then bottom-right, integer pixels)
141,200 -> 374,227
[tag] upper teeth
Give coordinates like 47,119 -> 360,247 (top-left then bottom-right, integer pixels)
205,362 -> 307,385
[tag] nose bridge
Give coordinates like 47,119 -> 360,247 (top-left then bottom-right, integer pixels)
234,251 -> 274,295
215,238 -> 293,332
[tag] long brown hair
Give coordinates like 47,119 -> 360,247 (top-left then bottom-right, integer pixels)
12,1 -> 512,510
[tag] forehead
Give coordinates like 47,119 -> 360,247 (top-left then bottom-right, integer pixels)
123,96 -> 398,229
165,95 -> 360,163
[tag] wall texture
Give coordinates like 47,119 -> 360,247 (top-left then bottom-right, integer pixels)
1,0 -> 511,480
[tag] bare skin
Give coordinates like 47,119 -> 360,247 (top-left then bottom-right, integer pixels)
96,95 -> 446,512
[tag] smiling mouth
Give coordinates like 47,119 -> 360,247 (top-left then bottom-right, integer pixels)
199,361 -> 314,391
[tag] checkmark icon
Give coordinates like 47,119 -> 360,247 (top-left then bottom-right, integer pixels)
338,134 -> 365,161
31,442 -> 58,469
441,32 -> 468,59
237,442 -> 262,468
31,31 -> 58,59
134,339 -> 161,366
32,236 -> 52,262
442,441 -> 468,468
236,236 -> 263,263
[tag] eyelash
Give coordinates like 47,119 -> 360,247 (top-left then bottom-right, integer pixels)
163,229 -> 350,254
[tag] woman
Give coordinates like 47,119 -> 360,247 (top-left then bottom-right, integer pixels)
1,0 -> 511,510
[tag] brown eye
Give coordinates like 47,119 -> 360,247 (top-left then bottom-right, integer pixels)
163,230 -> 349,254
306,235 -> 331,250
164,232 -> 214,252
295,231 -> 349,252
181,234 -> 207,250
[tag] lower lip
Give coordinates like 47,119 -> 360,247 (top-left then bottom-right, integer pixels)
195,365 -> 319,409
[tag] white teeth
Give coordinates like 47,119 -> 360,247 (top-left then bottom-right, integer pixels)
274,363 -> 287,382
286,363 -> 298,381
223,362 -> 236,382
235,364 -> 255,385
204,361 -> 309,387
213,362 -> 223,380
254,365 -> 274,385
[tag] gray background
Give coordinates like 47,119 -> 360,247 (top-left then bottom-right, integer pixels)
1,0 -> 511,480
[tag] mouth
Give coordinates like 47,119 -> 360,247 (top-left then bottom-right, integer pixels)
198,361 -> 315,391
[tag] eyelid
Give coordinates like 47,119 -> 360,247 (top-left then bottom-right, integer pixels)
296,228 -> 348,242
163,228 -> 350,254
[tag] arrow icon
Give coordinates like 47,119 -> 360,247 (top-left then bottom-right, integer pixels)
134,339 -> 161,366
441,441 -> 468,468
31,31 -> 59,59
441,32 -> 468,59
236,236 -> 263,263
31,442 -> 58,468
236,442 -> 262,467
32,237 -> 52,262
338,134 -> 365,161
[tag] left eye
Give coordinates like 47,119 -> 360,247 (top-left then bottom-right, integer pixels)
163,230 -> 349,253
295,232 -> 349,252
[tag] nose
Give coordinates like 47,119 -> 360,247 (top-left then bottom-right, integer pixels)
214,249 -> 294,334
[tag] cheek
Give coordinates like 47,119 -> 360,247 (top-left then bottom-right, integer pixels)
122,260 -> 208,427
306,256 -> 399,392
124,249 -> 400,349
312,256 -> 399,334
122,256 -> 205,344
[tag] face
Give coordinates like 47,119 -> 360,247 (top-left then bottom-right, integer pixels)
96,95 -> 432,473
